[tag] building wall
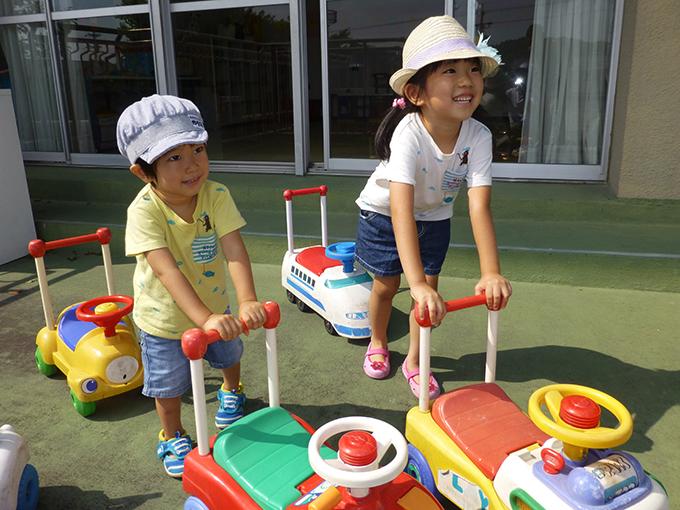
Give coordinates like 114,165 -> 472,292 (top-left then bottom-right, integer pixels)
608,0 -> 680,199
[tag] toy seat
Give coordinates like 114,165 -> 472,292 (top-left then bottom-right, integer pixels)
432,383 -> 549,480
212,406 -> 335,510
58,303 -> 129,351
295,246 -> 341,276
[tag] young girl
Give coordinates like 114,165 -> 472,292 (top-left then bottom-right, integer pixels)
355,15 -> 512,398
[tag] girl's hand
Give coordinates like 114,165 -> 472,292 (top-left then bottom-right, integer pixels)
202,313 -> 243,340
475,273 -> 512,311
238,300 -> 266,330
411,282 -> 446,325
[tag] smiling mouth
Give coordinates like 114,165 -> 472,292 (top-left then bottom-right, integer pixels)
453,95 -> 473,104
183,176 -> 201,185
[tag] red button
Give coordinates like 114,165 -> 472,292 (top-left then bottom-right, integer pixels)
560,395 -> 601,429
541,448 -> 565,474
338,431 -> 377,466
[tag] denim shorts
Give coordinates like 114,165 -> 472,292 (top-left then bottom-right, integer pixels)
355,209 -> 451,277
139,329 -> 244,398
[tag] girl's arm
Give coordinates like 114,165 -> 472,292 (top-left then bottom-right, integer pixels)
390,181 -> 446,323
220,230 -> 266,330
145,247 -> 242,339
468,186 -> 512,310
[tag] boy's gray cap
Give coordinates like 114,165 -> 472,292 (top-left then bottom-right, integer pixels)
116,94 -> 208,165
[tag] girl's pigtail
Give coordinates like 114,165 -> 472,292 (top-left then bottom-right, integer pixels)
374,98 -> 415,161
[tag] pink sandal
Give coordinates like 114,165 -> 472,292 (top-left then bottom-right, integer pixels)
363,345 -> 390,379
402,362 -> 440,399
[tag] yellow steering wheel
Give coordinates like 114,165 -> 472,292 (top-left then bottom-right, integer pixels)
528,383 -> 633,449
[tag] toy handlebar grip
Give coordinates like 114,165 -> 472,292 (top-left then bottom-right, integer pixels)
28,227 -> 112,258
283,185 -> 328,200
181,301 -> 280,360
415,293 -> 488,327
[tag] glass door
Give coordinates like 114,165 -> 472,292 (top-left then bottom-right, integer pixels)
320,0 -> 623,181
170,0 -> 302,171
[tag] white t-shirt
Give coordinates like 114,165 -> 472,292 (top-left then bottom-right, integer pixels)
356,113 -> 493,221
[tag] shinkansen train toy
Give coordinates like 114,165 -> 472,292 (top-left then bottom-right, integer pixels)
29,228 -> 142,416
281,186 -> 372,339
180,301 -> 443,510
404,294 -> 669,510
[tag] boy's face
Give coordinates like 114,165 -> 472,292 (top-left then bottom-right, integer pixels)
132,143 -> 209,203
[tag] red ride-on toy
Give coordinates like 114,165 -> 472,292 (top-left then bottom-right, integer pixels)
180,301 -> 443,510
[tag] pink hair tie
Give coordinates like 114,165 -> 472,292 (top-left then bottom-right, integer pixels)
392,97 -> 406,110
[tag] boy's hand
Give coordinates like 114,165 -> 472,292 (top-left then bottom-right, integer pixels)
475,273 -> 512,311
239,300 -> 266,331
410,282 -> 446,325
202,313 -> 242,340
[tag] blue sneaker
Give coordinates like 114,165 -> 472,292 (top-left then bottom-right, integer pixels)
156,430 -> 192,478
215,384 -> 246,429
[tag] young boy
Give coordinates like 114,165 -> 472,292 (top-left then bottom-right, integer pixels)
118,94 -> 265,478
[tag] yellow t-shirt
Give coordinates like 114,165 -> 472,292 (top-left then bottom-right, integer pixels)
125,180 -> 246,339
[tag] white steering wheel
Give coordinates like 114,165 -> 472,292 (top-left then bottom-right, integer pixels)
308,416 -> 408,489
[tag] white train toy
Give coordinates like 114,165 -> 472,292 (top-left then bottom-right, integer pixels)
0,424 -> 39,510
281,185 -> 372,339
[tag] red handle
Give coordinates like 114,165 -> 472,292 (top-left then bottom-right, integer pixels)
415,293 -> 488,327
283,185 -> 328,201
182,301 -> 280,360
28,227 -> 111,258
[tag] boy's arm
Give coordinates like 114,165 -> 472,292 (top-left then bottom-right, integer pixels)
145,247 -> 241,339
467,185 -> 512,310
390,181 -> 445,323
220,230 -> 265,329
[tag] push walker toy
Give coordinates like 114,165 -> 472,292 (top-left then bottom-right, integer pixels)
29,228 -> 142,417
281,186 -> 372,339
404,294 -> 669,510
0,424 -> 38,510
181,301 -> 443,510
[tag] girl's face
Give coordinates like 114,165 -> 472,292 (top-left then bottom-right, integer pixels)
415,59 -> 484,125
150,143 -> 209,204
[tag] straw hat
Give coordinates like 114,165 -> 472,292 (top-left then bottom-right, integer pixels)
389,15 -> 500,96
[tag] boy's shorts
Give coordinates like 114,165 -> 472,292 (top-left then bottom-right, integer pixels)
354,209 -> 451,277
139,329 -> 243,399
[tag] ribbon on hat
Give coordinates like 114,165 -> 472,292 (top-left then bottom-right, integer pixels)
476,33 -> 502,65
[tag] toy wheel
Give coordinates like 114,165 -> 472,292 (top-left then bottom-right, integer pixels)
35,347 -> 57,376
17,463 -> 39,510
286,290 -> 297,304
323,319 -> 339,336
405,444 -> 440,500
184,496 -> 209,510
297,299 -> 312,313
70,389 -> 96,417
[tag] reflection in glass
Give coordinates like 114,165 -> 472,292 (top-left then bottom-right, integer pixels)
53,0 -> 147,10
326,0 -> 445,159
173,7 -> 293,162
475,0 -> 615,164
0,23 -> 62,151
56,14 -> 156,154
0,0 -> 42,16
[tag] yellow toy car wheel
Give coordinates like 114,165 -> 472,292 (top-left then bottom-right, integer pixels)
70,390 -> 96,417
34,348 -> 56,377
528,383 -> 632,449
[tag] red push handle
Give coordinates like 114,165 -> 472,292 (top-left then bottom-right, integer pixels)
182,301 -> 281,360
283,185 -> 328,201
28,227 -> 111,258
415,293 -> 488,327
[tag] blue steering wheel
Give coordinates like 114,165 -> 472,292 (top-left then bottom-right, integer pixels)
325,242 -> 356,273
